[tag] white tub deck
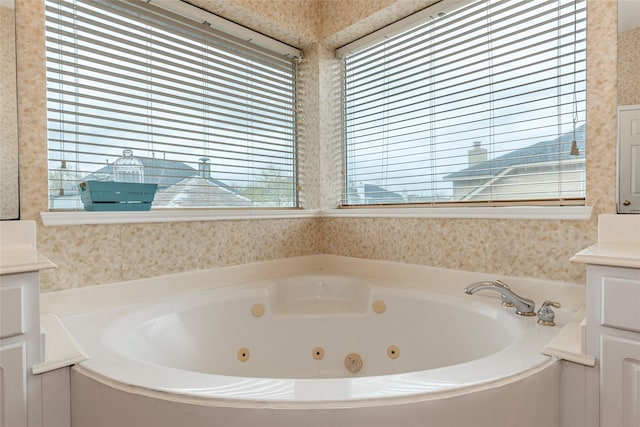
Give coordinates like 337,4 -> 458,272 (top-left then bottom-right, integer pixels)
41,255 -> 586,407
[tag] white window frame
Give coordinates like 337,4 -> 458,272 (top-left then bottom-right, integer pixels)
44,0 -> 302,211
338,0 -> 587,209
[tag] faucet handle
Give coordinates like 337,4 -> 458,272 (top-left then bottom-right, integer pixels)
537,300 -> 561,326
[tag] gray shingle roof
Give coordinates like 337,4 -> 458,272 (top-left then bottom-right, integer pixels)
83,158 -> 197,188
83,157 -> 243,196
152,177 -> 253,207
364,183 -> 404,203
444,124 -> 586,181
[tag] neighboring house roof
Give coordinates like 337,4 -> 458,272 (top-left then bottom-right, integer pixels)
364,183 -> 404,203
152,176 -> 253,207
82,157 -> 246,197
79,157 -> 252,207
83,158 -> 198,188
443,124 -> 586,181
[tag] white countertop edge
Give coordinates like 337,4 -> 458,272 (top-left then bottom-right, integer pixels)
0,254 -> 57,275
40,205 -> 593,226
571,214 -> 640,268
570,253 -> 640,269
571,241 -> 640,269
0,221 -> 56,274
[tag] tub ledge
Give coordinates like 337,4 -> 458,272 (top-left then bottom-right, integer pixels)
33,313 -> 88,375
541,308 -> 595,367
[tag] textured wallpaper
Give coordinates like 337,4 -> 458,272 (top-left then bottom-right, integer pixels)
316,0 -> 616,286
618,27 -> 640,106
36,218 -> 322,291
0,5 -> 19,219
14,0 -> 619,291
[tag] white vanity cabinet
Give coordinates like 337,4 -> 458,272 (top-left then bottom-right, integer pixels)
573,214 -> 640,427
0,221 -> 55,427
585,265 -> 640,427
1,272 -> 43,427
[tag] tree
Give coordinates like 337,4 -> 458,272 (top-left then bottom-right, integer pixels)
240,164 -> 295,207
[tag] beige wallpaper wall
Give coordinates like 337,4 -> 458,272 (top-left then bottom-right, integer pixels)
315,0 -> 617,287
15,0 -> 618,292
1,5 -> 19,219
618,27 -> 640,105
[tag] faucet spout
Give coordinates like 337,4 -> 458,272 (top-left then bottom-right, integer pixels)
464,280 -> 535,316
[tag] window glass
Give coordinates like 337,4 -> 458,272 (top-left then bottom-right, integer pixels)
45,0 -> 298,209
342,0 -> 586,206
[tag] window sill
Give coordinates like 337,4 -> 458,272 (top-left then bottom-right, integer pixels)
41,209 -> 319,226
319,206 -> 593,220
41,205 -> 592,226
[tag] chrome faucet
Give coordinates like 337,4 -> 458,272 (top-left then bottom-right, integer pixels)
464,280 -> 536,316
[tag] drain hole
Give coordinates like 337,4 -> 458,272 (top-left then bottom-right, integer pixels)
237,347 -> 250,362
312,346 -> 325,360
344,353 -> 363,373
387,345 -> 400,359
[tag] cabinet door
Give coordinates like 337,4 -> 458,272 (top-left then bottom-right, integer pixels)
0,342 -> 27,427
601,334 -> 640,427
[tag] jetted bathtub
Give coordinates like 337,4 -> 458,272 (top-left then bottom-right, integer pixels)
54,258 -> 579,427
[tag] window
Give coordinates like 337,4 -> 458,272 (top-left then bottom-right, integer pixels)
340,0 -> 586,206
45,0 -> 300,210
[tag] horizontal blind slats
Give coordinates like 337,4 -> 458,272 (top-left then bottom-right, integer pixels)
44,20 -> 294,82
345,70 -> 586,128
45,42 -> 295,106
347,0 -> 580,67
46,86 -> 295,134
345,26 -> 586,101
46,1 -> 294,70
46,0 -> 298,209
342,0 -> 586,206
346,0 -> 579,69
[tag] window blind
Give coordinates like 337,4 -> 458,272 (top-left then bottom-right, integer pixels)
45,0 -> 300,209
340,0 -> 586,206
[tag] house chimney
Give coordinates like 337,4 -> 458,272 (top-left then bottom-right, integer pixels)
468,141 -> 487,167
198,158 -> 211,179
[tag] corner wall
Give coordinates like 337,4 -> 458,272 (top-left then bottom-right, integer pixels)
314,0 -> 617,285
16,0 -> 323,291
16,0 -> 618,290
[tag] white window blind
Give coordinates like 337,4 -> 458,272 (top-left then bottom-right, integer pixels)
340,0 -> 586,206
45,0 -> 300,209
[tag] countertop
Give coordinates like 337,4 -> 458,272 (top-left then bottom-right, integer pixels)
571,241 -> 640,269
571,214 -> 640,269
0,221 -> 56,275
551,214 -> 640,366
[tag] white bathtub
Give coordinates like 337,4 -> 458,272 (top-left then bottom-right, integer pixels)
49,256 -> 582,427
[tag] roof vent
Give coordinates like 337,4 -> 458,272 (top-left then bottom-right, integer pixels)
198,158 -> 211,179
